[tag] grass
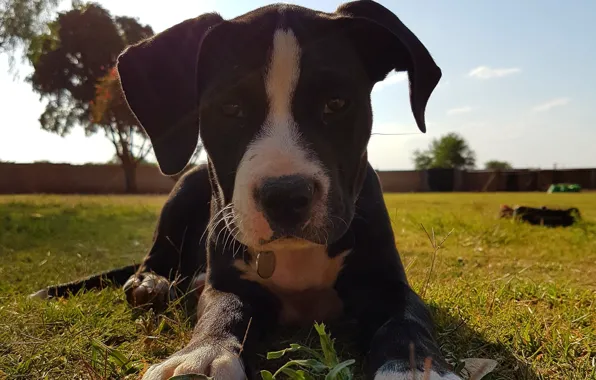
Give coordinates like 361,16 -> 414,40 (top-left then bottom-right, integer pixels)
0,193 -> 595,379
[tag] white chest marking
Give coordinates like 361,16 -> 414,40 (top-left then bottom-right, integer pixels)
237,246 -> 349,292
234,246 -> 350,325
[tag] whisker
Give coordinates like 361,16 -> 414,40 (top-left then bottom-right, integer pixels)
201,204 -> 233,244
331,214 -> 349,229
206,204 -> 235,251
224,224 -> 240,253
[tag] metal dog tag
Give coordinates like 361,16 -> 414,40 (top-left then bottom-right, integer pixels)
256,251 -> 276,279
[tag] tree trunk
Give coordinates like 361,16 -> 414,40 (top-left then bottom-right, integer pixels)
121,159 -> 138,193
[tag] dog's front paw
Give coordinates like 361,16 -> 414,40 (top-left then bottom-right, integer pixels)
374,370 -> 461,380
374,362 -> 461,380
123,272 -> 175,311
142,341 -> 245,380
375,372 -> 461,380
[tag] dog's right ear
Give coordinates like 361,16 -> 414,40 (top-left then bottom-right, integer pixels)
117,13 -> 224,176
336,0 -> 441,134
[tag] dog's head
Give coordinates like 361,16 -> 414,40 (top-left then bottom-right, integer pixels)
116,1 -> 441,251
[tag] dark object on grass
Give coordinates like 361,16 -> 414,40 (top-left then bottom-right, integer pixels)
499,204 -> 581,227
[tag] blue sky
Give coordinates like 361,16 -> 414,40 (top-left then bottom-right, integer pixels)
1,0 -> 595,170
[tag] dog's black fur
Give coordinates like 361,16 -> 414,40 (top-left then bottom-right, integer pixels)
31,2 -> 464,379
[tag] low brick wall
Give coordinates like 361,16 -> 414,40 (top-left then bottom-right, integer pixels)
459,169 -> 596,192
376,170 -> 428,192
0,162 -> 174,194
1,162 -> 595,194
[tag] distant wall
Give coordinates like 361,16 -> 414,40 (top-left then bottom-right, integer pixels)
375,168 -> 596,193
1,162 -> 595,194
0,163 -> 174,194
458,169 -> 596,192
376,170 -> 428,192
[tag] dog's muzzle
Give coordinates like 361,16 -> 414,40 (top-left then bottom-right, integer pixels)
253,175 -> 322,240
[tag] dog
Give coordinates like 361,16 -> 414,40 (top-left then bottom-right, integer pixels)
499,204 -> 581,227
29,1 -> 462,379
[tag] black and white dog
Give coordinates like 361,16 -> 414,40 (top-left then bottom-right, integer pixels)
31,1 -> 461,379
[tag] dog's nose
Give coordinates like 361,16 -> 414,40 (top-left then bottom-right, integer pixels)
255,175 -> 319,231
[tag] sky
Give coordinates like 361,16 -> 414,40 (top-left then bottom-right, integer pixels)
1,0 -> 595,171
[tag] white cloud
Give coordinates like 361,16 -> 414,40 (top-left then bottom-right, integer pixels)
532,97 -> 571,112
468,66 -> 521,79
372,71 -> 407,92
447,106 -> 473,115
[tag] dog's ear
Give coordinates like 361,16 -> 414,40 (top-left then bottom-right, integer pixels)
336,0 -> 441,133
116,13 -> 224,175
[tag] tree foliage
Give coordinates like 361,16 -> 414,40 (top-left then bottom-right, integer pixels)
90,67 -> 155,191
0,0 -> 60,68
485,160 -> 512,171
26,2 -> 154,192
413,132 -> 476,170
27,3 -> 153,135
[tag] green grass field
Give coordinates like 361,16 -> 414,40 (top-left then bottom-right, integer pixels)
0,193 -> 595,379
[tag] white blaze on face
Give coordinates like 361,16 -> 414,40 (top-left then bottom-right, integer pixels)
232,28 -> 329,248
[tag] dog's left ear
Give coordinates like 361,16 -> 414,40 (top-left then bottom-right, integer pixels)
336,0 -> 442,133
116,13 -> 224,176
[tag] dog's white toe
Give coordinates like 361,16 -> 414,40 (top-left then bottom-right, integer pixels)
374,368 -> 461,380
142,342 -> 245,380
28,288 -> 49,300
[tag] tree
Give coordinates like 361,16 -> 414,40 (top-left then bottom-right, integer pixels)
412,132 -> 476,170
484,160 -> 512,171
0,0 -> 61,70
90,67 -> 153,192
26,2 -> 155,192
412,151 -> 433,171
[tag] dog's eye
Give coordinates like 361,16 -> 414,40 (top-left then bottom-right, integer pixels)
324,97 -> 348,114
221,102 -> 244,118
